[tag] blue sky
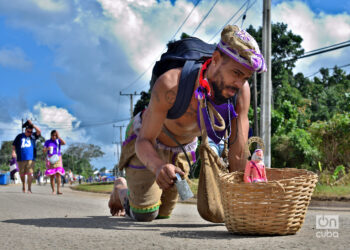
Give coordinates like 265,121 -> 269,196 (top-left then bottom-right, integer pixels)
0,0 -> 349,170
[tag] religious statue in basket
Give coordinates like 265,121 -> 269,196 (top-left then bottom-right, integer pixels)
244,149 -> 267,183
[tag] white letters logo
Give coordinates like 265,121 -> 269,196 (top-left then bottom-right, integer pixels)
316,215 -> 339,230
21,138 -> 32,148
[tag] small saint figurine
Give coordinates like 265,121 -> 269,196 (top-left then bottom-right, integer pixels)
244,149 -> 267,183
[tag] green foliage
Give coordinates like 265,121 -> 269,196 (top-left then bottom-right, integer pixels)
0,141 -> 13,166
133,91 -> 151,116
62,143 -> 104,178
318,165 -> 347,186
272,128 -> 319,169
0,163 -> 9,172
309,113 -> 350,170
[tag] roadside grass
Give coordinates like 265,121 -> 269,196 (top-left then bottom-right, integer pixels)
72,178 -> 350,200
72,178 -> 200,196
313,184 -> 350,198
72,182 -> 114,194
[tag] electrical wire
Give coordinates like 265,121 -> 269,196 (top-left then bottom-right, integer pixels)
305,63 -> 350,78
240,0 -> 250,28
208,0 -> 256,43
284,41 -> 350,62
191,0 -> 219,36
120,0 -> 202,92
302,40 -> 350,56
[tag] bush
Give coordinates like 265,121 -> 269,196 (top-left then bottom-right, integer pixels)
309,113 -> 350,171
271,128 -> 319,170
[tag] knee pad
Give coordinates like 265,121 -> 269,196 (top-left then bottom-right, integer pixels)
124,197 -> 159,222
130,210 -> 159,222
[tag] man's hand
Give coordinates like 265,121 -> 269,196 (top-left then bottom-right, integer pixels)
155,164 -> 184,190
27,120 -> 33,126
12,151 -> 16,159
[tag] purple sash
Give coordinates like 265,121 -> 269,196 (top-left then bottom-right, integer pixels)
197,97 -> 237,144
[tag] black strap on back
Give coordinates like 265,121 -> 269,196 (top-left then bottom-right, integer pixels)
162,126 -> 193,169
166,60 -> 201,119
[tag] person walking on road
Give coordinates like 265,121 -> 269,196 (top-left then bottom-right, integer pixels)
35,169 -> 42,185
12,120 -> 41,193
44,130 -> 66,195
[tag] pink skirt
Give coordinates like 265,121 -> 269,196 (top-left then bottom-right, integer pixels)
45,155 -> 65,176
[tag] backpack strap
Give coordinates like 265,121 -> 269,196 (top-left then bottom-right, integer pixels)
166,60 -> 201,119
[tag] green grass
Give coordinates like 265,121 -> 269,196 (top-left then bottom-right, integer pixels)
72,178 -> 200,196
313,184 -> 350,198
72,179 -> 350,200
188,178 -> 199,197
72,182 -> 114,193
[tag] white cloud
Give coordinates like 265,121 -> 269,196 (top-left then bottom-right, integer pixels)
32,0 -> 68,12
0,47 -> 32,70
272,1 -> 350,75
0,102 -> 88,145
32,103 -> 89,143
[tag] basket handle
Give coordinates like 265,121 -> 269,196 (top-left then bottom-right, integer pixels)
269,180 -> 285,193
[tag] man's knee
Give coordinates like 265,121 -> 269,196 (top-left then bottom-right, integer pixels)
131,210 -> 159,222
124,197 -> 159,222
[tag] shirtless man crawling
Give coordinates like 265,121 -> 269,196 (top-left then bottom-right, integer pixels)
109,25 -> 266,221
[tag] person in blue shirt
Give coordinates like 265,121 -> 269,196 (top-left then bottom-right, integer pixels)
12,120 -> 41,193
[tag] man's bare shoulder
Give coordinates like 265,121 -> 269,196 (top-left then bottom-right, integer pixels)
151,68 -> 182,108
154,68 -> 182,90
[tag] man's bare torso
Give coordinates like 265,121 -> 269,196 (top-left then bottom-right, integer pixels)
144,67 -> 202,147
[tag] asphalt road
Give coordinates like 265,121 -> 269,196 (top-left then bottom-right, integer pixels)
0,184 -> 349,250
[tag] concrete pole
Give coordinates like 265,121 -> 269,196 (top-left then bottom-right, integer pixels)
252,72 -> 259,136
260,0 -> 272,167
120,91 -> 141,118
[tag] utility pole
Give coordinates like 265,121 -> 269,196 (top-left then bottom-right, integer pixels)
260,0 -> 272,167
252,72 -> 259,136
112,125 -> 125,177
120,91 -> 141,118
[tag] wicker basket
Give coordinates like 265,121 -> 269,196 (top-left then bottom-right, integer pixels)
219,168 -> 318,235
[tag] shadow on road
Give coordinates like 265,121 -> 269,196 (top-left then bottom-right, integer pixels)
160,230 -> 269,239
3,216 -> 219,231
2,216 -> 284,240
2,216 -> 274,239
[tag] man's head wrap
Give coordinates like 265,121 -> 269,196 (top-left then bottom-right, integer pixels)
217,25 -> 266,73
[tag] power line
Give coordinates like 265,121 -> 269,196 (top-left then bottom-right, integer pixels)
303,40 -> 350,56
305,63 -> 350,78
284,40 -> 350,62
120,0 -> 202,92
0,117 -> 131,131
192,0 -> 219,36
208,0 -> 255,42
169,0 -> 202,41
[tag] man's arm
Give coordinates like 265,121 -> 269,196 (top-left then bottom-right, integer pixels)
135,69 -> 184,190
27,120 -> 41,137
228,82 -> 250,172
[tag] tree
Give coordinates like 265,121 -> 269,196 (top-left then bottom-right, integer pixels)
0,141 -> 13,166
62,143 -> 104,178
309,113 -> 350,171
246,23 -> 305,107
